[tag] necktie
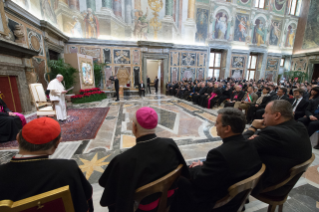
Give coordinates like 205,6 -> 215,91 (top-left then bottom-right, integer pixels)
292,99 -> 297,108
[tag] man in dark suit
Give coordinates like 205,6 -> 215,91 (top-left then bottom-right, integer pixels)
111,76 -> 119,101
244,100 -> 312,194
147,75 -> 151,94
224,85 -> 245,107
274,87 -> 290,101
138,80 -> 145,97
298,97 -> 319,138
192,82 -> 207,104
154,76 -> 159,94
173,108 -> 261,212
292,88 -> 309,120
255,87 -> 290,119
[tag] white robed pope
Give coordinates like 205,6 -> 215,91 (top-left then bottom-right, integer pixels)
47,74 -> 68,121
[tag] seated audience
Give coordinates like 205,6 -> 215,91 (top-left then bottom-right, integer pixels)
199,82 -> 213,107
192,82 -> 207,105
207,83 -> 222,109
244,100 -> 312,193
292,88 -> 309,120
138,80 -> 145,97
308,86 -> 319,100
298,96 -> 319,140
173,108 -> 261,212
0,117 -> 93,212
99,107 -> 189,212
234,85 -> 258,116
0,98 -> 26,143
224,85 -> 245,108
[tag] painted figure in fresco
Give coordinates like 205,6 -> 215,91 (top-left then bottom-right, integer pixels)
252,19 -> 265,46
236,15 -> 248,41
274,0 -> 286,11
198,10 -> 207,25
68,16 -> 83,38
270,21 -> 281,45
134,8 -> 149,40
285,25 -> 296,47
84,9 -> 100,39
215,13 -> 227,39
41,0 -> 57,24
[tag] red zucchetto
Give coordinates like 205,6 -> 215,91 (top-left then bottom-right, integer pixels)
22,117 -> 61,144
136,107 -> 158,129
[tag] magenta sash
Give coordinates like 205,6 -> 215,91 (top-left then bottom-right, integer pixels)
207,93 -> 217,108
13,112 -> 26,127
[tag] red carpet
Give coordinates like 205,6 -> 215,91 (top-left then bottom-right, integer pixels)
0,107 -> 110,150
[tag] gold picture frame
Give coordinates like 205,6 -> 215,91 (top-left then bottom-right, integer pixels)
0,0 -> 10,36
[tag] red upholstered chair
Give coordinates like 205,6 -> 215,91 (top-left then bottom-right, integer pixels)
0,186 -> 74,212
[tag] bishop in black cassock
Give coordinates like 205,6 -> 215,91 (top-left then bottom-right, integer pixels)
99,107 -> 189,212
0,117 -> 93,212
0,98 -> 23,143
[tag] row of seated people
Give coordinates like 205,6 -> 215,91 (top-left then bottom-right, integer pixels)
0,103 -> 313,212
167,79 -> 319,145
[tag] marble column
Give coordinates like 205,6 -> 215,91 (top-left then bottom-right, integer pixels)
188,0 -> 195,19
86,0 -> 96,11
102,0 -> 112,9
113,0 -> 122,17
165,0 -> 173,16
226,20 -> 231,40
183,0 -> 196,42
260,53 -> 268,79
125,0 -> 132,24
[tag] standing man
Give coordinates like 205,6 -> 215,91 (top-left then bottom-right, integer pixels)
47,74 -> 68,122
147,75 -> 151,94
139,80 -> 145,97
111,76 -> 119,101
154,76 -> 159,94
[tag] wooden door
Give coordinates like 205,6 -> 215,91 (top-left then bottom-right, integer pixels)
0,76 -> 22,112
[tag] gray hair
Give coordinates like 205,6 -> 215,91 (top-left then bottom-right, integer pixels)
217,108 -> 246,133
269,100 -> 293,119
18,131 -> 61,152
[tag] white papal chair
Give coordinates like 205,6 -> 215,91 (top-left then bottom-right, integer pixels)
29,83 -> 58,119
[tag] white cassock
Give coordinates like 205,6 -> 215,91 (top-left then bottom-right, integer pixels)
47,79 -> 67,120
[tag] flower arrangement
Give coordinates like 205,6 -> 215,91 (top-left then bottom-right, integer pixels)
71,88 -> 107,104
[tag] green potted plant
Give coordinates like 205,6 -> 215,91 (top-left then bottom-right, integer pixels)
48,59 -> 77,90
94,62 -> 107,88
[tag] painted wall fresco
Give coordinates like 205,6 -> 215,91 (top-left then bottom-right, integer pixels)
8,0 -> 298,51
230,54 -> 247,79
302,0 -> 319,49
169,50 -> 208,82
252,17 -> 267,46
285,23 -> 297,48
291,57 -> 308,72
269,20 -> 282,46
195,8 -> 209,43
265,57 -> 280,81
234,14 -> 249,42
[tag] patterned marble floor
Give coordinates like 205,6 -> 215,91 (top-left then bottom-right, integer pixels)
1,93 -> 319,212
